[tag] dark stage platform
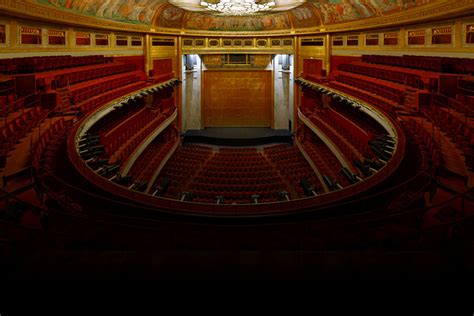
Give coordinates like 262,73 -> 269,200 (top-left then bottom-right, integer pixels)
183,128 -> 293,146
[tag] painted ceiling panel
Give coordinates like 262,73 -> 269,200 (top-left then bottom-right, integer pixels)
308,0 -> 434,24
36,0 -> 436,30
37,0 -> 168,24
184,10 -> 293,31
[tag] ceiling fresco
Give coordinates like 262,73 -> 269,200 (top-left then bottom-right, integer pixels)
37,0 -> 168,24
309,0 -> 434,24
184,10 -> 293,31
36,0 -> 436,29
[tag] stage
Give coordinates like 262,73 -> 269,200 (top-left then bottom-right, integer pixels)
183,128 -> 293,146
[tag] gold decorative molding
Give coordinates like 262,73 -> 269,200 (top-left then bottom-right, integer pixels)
179,29 -> 296,37
0,0 -> 473,38
202,54 -> 222,66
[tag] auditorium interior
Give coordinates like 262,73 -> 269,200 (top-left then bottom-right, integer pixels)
1,0 -> 474,280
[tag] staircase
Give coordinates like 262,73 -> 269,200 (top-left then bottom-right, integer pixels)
404,88 -> 418,109
56,88 -> 72,113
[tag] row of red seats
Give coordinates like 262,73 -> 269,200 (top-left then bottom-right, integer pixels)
422,106 -> 474,154
136,139 -> 176,183
154,145 -> 213,199
212,152 -> 263,159
31,118 -> 70,172
457,94 -> 474,109
262,144 -> 289,153
432,93 -> 473,118
150,95 -> 174,112
190,182 -> 282,194
402,119 -> 440,175
219,147 -> 257,153
316,109 -> 373,158
202,167 -> 273,175
161,153 -> 208,170
0,94 -> 21,117
70,73 -> 140,104
411,55 -> 474,74
207,159 -> 268,166
214,152 -> 262,158
362,55 -> 474,75
198,170 -> 275,179
89,100 -> 145,136
305,111 -> 360,164
328,81 -> 397,114
362,55 -> 442,73
54,63 -> 136,88
264,144 -> 322,197
297,125 -> 349,187
193,175 -> 281,185
187,148 -> 288,203
128,127 -> 178,183
103,106 -> 169,155
102,107 -> 152,155
189,190 -> 282,204
110,114 -> 167,164
158,146 -> 211,173
78,81 -> 146,113
107,107 -> 176,164
0,106 -> 46,169
457,78 -> 474,104
183,144 -> 213,152
300,103 -> 319,117
0,55 -> 112,74
304,141 -> 348,187
335,73 -> 405,105
338,63 -> 421,88
331,101 -> 387,136
300,87 -> 325,116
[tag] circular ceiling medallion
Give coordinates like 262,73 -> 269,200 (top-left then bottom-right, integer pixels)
169,0 -> 306,15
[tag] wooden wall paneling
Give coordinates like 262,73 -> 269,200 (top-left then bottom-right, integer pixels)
202,70 -> 272,127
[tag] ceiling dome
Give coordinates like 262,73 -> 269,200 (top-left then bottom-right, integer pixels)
35,0 -> 439,32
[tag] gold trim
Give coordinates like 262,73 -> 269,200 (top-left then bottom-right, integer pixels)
0,0 -> 472,37
408,30 -> 426,37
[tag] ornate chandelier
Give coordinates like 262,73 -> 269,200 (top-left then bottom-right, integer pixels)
199,0 -> 276,16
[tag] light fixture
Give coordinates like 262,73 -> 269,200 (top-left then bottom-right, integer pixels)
200,0 -> 276,16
